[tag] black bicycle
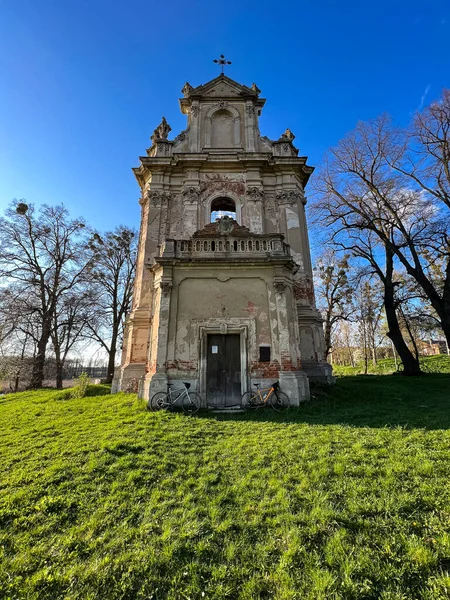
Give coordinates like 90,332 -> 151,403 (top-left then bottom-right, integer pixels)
241,380 -> 290,412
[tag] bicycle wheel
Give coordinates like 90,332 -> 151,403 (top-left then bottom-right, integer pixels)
182,391 -> 201,415
241,391 -> 261,410
150,392 -> 171,411
269,390 -> 290,412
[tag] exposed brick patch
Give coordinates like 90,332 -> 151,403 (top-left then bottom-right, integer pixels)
280,351 -> 299,371
164,360 -> 198,372
250,360 -> 281,379
293,280 -> 314,304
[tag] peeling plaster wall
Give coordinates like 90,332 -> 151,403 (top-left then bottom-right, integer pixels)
170,273 -> 273,368
157,264 -> 303,395
113,74 -> 334,396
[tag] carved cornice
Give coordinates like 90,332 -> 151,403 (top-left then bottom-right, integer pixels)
276,189 -> 303,206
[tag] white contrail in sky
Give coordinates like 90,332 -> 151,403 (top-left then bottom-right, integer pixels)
418,84 -> 431,110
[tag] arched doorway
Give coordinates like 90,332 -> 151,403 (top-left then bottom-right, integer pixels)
210,197 -> 236,222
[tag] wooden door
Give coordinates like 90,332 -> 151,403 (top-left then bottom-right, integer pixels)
206,334 -> 241,407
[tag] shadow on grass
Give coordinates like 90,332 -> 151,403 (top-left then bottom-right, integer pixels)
195,374 -> 450,430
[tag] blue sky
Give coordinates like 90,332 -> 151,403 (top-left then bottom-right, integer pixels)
0,0 -> 449,233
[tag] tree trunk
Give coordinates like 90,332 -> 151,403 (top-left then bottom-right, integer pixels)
105,332 -> 118,384
53,340 -> 63,389
14,334 -> 29,392
391,341 -> 399,371
324,315 -> 332,358
30,321 -> 51,388
363,329 -> 368,374
349,350 -> 355,367
441,308 -> 450,355
384,284 -> 421,376
399,306 -> 420,362
371,344 -> 377,367
396,247 -> 450,352
55,361 -> 63,389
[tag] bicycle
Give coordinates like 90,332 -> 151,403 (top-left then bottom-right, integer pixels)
241,380 -> 290,412
150,382 -> 201,414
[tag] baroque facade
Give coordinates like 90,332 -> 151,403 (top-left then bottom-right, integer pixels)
112,73 -> 333,406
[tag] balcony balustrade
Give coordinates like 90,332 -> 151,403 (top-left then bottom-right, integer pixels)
157,234 -> 291,260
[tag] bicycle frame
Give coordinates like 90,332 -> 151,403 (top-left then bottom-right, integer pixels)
252,385 -> 276,406
166,384 -> 190,407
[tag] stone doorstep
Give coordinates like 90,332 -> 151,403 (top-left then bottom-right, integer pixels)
209,405 -> 245,413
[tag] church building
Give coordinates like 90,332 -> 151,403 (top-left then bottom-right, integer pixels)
112,66 -> 333,406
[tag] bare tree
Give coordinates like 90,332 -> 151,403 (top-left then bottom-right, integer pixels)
85,227 -> 137,383
0,287 -> 38,391
390,89 -> 450,211
314,251 -> 353,358
321,101 -> 450,340
312,103 -> 450,366
339,321 -> 357,366
357,279 -> 384,369
0,202 -> 90,388
51,290 -> 97,388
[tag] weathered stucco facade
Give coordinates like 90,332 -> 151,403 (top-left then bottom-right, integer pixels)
112,73 -> 333,406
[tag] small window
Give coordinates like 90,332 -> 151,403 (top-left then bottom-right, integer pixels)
259,346 -> 271,362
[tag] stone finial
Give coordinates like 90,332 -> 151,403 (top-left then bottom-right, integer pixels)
151,117 -> 172,143
251,82 -> 261,95
279,128 -> 295,142
182,82 -> 194,98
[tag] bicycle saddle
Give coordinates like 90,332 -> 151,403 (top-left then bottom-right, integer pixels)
183,382 -> 191,389
253,383 -> 260,387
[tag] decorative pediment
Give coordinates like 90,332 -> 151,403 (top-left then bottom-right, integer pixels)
193,216 -> 251,237
187,74 -> 258,99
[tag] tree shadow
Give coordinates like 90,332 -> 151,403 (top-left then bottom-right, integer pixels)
196,374 -> 450,430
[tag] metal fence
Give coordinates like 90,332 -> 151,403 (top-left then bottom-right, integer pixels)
63,364 -> 109,380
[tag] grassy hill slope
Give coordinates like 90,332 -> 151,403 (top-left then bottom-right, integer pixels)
1,375 -> 450,599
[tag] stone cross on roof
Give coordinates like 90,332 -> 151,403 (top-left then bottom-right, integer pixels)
213,54 -> 232,74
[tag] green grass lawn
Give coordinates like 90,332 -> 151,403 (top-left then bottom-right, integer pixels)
332,354 -> 450,377
1,376 -> 450,599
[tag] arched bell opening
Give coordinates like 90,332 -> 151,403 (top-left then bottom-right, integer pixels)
210,197 -> 237,222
